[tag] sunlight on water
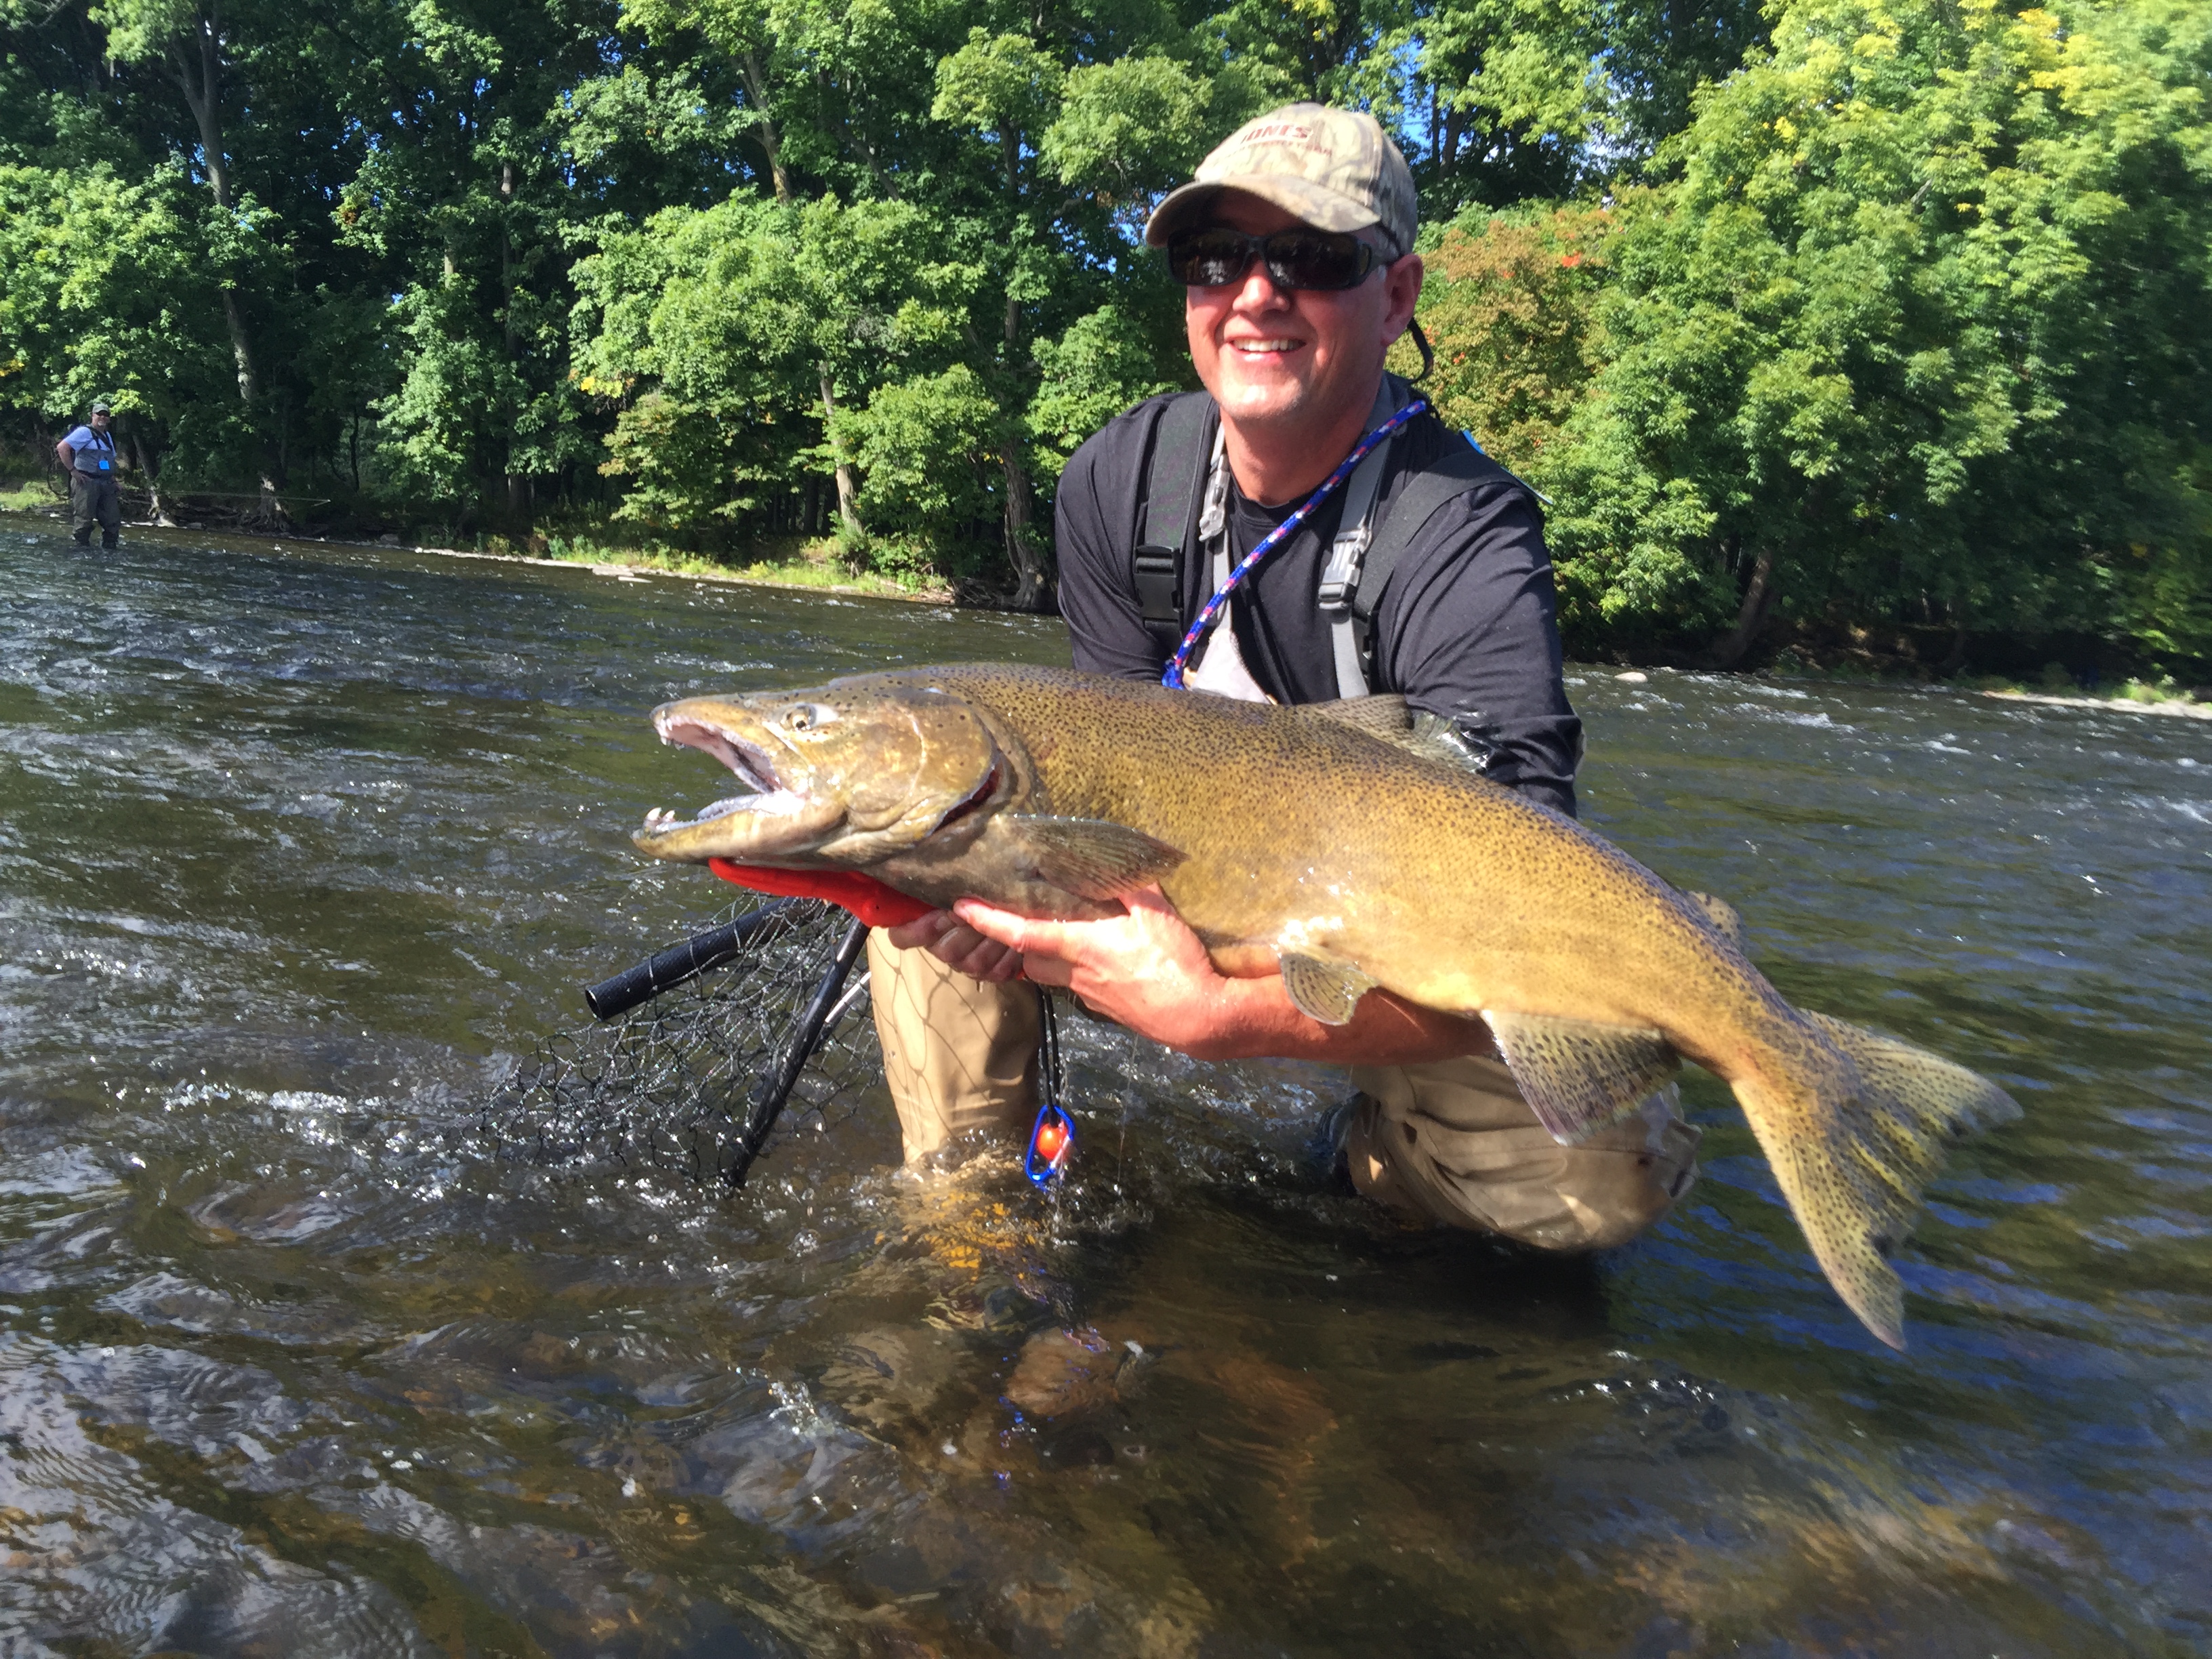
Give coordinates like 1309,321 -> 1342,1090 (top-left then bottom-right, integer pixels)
0,524 -> 2206,1654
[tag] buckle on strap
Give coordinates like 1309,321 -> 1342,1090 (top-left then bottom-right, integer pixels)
1317,524 -> 1369,613
1132,543 -> 1181,626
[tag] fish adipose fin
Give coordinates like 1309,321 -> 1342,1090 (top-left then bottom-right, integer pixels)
1746,1013 -> 2022,1351
1482,1012 -> 1682,1145
1003,815 -> 1185,902
1279,951 -> 1378,1026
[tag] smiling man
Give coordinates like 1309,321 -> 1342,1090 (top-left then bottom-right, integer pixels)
869,104 -> 1700,1252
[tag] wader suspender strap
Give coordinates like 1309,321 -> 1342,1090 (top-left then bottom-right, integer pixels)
1134,395 -> 1212,650
1317,379 -> 1409,697
1347,441 -> 1525,683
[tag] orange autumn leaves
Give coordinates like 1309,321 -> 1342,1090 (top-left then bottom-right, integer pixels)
1404,201 -> 1637,477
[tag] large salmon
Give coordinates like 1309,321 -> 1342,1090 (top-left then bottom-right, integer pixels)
632,663 -> 2018,1349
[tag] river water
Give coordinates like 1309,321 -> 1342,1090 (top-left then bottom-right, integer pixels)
1,521 -> 2206,1657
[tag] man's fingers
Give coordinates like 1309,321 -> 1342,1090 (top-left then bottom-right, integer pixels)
951,899 -> 1061,958
1019,955 -> 1073,989
884,910 -> 954,951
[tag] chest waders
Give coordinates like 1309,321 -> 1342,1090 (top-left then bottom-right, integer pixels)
72,431 -> 119,475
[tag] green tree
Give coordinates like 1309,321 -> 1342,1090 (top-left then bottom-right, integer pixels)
0,161 -> 235,508
1526,0 -> 2211,668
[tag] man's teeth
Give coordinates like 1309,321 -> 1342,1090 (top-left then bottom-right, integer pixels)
1233,339 -> 1300,352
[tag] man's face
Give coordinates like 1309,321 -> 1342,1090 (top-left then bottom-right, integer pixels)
1183,194 -> 1423,436
88,411 -> 109,431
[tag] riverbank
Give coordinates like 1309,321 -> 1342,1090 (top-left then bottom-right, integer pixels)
8,501 -> 2205,717
0,501 -> 951,605
436,531 -> 954,605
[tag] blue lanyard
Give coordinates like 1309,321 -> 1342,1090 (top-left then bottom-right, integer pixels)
1161,398 -> 1429,689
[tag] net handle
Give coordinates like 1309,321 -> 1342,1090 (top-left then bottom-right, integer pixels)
581,899 -> 803,1020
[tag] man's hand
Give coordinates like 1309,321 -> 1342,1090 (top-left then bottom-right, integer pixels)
884,907 -> 1026,983
943,886 -> 1490,1067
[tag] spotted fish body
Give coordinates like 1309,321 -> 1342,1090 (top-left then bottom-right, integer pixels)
634,663 -> 2019,1349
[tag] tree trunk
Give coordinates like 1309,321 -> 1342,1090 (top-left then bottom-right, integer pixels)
1706,546 -> 1778,668
739,52 -> 794,205
500,160 -> 527,525
171,11 -> 260,410
991,296 -> 1048,609
1939,622 -> 1971,677
127,428 -> 176,525
818,373 -> 863,535
743,54 -> 859,538
998,441 -> 1050,610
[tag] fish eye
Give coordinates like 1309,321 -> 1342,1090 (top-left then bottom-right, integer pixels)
785,703 -> 836,733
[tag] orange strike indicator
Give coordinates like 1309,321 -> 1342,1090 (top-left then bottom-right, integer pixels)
1026,1101 -> 1076,1188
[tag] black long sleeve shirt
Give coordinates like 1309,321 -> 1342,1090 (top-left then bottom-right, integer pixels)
1053,392 -> 1584,817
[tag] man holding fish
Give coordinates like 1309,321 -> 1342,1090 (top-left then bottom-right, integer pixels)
636,107 -> 2019,1347
867,104 -> 1704,1252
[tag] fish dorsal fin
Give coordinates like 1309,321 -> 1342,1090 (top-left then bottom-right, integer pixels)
1305,697 -> 1489,776
1481,1011 -> 1683,1145
1279,950 -> 1378,1026
1681,890 -> 1747,950
1002,815 -> 1185,901
1304,693 -> 1412,739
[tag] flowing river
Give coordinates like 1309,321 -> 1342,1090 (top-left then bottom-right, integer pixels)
1,521 -> 2207,1657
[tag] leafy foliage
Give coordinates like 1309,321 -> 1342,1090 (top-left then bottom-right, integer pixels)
1527,0 -> 2212,668
0,0 -> 2200,664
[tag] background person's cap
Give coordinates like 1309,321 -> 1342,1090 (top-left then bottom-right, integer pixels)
1145,103 -> 1418,258
88,398 -> 112,415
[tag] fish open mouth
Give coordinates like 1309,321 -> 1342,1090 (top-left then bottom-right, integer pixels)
639,712 -> 819,839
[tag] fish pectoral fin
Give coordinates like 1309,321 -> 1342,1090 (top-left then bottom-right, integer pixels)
1279,951 -> 1377,1026
1681,889 -> 1748,950
1481,1011 -> 1683,1145
1002,815 -> 1186,902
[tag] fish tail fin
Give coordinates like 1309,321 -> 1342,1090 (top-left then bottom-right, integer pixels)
1736,1013 -> 2020,1351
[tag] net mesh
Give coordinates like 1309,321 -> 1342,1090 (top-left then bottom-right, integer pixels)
482,897 -> 886,1184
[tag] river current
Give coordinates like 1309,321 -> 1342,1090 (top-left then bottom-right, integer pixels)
1,521 -> 2206,1656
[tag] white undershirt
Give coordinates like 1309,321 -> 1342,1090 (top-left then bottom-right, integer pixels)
1181,541 -> 1273,703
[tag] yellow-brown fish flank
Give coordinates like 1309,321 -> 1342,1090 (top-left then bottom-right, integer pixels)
635,663 -> 2021,1349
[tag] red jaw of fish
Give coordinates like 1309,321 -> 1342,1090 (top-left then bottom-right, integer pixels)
706,861 -> 935,928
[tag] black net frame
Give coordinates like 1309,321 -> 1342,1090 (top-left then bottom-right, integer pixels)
483,898 -> 885,1185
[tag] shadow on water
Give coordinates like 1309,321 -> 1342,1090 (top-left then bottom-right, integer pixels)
1,522 -> 2207,1655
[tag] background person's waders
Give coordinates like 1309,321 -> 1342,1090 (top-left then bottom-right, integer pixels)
69,430 -> 122,550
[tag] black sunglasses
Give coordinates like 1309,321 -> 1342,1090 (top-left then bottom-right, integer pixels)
1166,227 -> 1383,292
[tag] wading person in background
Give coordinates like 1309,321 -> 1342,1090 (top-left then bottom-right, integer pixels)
56,399 -> 123,551
869,104 -> 1700,1253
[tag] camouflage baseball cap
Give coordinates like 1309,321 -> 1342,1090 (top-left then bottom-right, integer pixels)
1145,103 -> 1418,258
88,398 -> 112,415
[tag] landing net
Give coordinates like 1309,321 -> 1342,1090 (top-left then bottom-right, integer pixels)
481,898 -> 884,1184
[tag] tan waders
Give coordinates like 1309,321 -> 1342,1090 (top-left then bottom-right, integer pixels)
867,933 -> 1700,1250
866,928 -> 1041,1160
